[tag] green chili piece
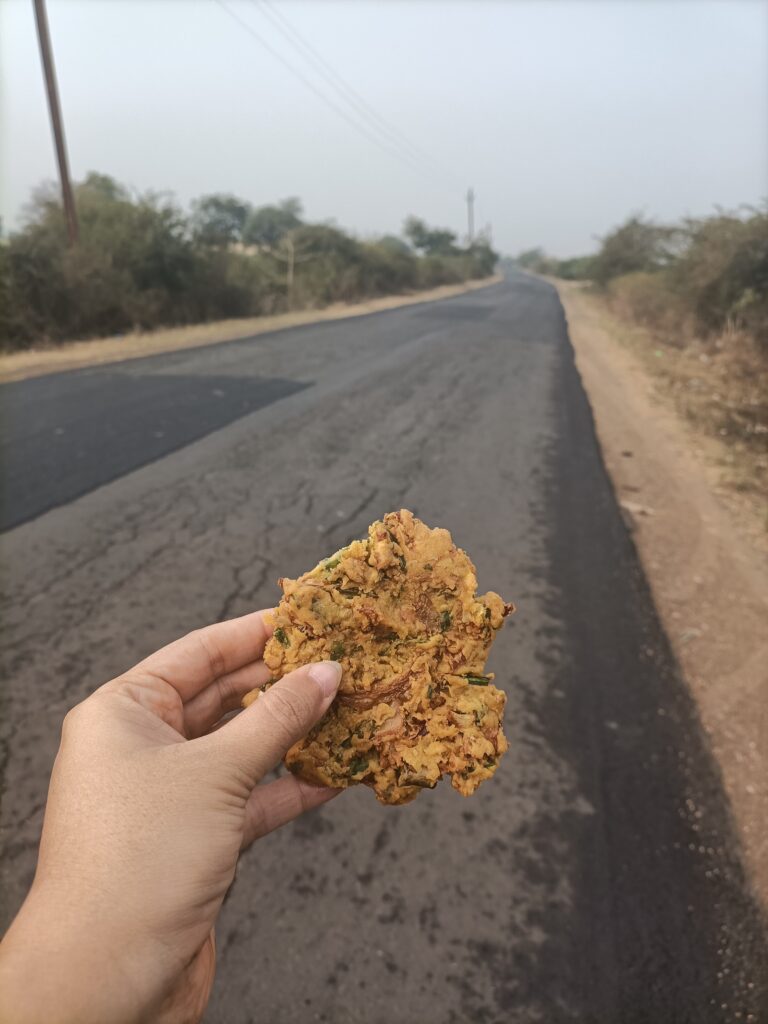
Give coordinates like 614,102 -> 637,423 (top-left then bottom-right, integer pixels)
465,674 -> 491,686
274,627 -> 290,647
440,610 -> 452,631
330,640 -> 345,661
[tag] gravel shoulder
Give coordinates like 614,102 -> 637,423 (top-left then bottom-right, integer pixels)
556,279 -> 768,905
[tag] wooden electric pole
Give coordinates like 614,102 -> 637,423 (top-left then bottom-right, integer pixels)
271,233 -> 316,309
466,187 -> 475,245
33,0 -> 78,246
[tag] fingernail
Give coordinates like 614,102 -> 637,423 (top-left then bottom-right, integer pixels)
308,660 -> 342,699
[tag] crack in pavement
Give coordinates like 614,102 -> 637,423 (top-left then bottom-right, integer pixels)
2,278 -> 766,1021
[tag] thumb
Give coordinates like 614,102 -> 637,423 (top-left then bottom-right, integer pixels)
208,661 -> 342,784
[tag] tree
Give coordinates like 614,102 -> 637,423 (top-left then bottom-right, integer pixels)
515,248 -> 552,273
468,240 -> 498,277
671,208 -> 768,340
243,198 -> 303,248
553,254 -> 595,280
376,234 -> 411,256
278,197 -> 302,220
191,193 -> 251,247
403,216 -> 457,255
80,172 -> 130,203
591,215 -> 678,285
276,223 -> 366,305
1,172 -> 498,350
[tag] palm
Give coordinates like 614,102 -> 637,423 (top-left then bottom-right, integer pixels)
5,611 -> 339,1024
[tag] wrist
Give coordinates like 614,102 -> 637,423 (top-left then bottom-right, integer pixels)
0,880 -> 148,1024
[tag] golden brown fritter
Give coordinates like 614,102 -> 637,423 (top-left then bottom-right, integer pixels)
244,510 -> 513,805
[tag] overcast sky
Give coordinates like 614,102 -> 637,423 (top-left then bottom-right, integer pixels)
1,0 -> 766,256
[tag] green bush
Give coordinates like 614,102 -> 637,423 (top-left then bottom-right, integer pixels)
554,255 -> 595,281
598,208 -> 768,349
0,174 -> 498,351
590,215 -> 680,286
514,248 -> 556,275
243,198 -> 302,248
670,210 -> 768,342
523,208 -> 767,352
513,248 -> 594,280
2,176 -> 201,343
359,242 -> 418,296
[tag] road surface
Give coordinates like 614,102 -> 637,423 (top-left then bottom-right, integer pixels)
1,274 -> 766,1022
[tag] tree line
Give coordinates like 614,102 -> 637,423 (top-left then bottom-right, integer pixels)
515,207 -> 768,349
0,173 -> 497,351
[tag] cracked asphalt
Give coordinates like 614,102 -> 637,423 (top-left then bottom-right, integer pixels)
1,273 -> 766,1022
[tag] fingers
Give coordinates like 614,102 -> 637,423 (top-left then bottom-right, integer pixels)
241,775 -> 341,849
183,660 -> 273,739
205,661 -> 342,784
133,610 -> 274,702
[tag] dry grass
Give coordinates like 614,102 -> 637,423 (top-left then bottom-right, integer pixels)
649,334 -> 767,498
0,275 -> 502,384
569,283 -> 768,525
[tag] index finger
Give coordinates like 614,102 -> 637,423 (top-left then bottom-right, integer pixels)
133,609 -> 274,701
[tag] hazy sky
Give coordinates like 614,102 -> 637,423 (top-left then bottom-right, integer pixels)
1,0 -> 766,256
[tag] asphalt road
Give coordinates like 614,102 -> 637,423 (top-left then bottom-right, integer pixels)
1,274 -> 766,1022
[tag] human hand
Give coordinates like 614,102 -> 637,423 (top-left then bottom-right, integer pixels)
0,611 -> 342,1024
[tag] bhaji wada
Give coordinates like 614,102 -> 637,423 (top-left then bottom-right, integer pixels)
243,510 -> 513,805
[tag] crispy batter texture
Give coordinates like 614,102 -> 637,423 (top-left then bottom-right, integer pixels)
244,510 -> 513,805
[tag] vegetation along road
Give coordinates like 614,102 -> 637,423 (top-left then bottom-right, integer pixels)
1,273 -> 766,1022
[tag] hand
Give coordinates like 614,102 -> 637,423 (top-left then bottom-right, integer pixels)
0,611 -> 342,1024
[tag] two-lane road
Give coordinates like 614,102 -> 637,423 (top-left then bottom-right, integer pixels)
1,274 -> 765,1022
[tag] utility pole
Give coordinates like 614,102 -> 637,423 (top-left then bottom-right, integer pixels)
271,233 -> 315,309
33,0 -> 78,246
466,187 -> 475,245
286,237 -> 295,294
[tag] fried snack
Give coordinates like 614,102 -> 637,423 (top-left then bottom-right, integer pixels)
244,510 -> 513,805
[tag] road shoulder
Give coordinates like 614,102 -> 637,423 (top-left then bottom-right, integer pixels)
0,274 -> 502,384
556,280 -> 768,906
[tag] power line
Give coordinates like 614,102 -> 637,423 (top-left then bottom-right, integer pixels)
252,0 -> 421,169
251,0 -> 461,186
213,0 -> 439,185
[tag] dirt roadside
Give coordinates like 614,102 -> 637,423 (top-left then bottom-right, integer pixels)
556,280 -> 768,905
0,274 -> 502,384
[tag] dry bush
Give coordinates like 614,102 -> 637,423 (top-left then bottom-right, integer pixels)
598,296 -> 768,505
607,271 -> 690,341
